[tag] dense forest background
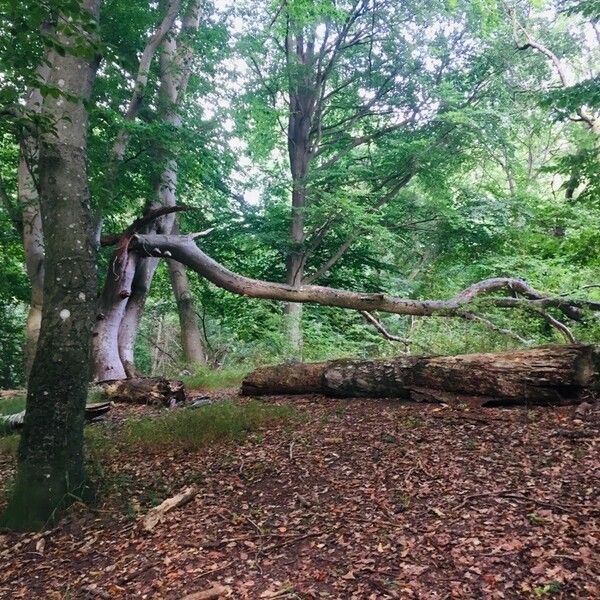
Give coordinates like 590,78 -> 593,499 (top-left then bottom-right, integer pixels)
1,0 -> 599,389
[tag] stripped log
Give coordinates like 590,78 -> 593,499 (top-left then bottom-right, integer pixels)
141,486 -> 197,532
242,345 -> 599,406
1,403 -> 112,432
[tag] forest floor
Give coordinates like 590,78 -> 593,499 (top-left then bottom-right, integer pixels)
0,391 -> 598,599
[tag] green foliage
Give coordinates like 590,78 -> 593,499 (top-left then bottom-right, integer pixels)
181,366 -> 250,390
0,0 -> 599,391
120,400 -> 298,451
0,395 -> 25,416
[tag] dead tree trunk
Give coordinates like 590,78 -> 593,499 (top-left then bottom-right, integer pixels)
100,377 -> 185,406
115,1 -> 203,373
242,345 -> 599,406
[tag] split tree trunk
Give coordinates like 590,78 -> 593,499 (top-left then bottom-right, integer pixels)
242,345 -> 599,406
114,2 -> 204,374
2,0 -> 101,530
19,56 -> 51,377
168,258 -> 206,365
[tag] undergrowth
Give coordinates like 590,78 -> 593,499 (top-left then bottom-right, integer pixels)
181,365 -> 250,391
117,400 -> 298,451
0,395 -> 25,416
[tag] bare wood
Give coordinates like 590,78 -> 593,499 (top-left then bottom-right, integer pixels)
180,584 -> 230,600
141,486 -> 197,532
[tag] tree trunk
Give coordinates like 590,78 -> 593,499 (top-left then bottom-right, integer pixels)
284,188 -> 305,354
168,258 -> 206,365
117,254 -> 159,376
1,0 -> 101,530
241,345 -> 599,406
283,24 -> 318,355
92,249 -> 139,382
115,4 -> 201,373
151,315 -> 164,376
19,60 -> 51,377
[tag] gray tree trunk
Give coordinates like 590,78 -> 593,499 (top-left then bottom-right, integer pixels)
2,0 -> 101,530
116,2 -> 204,374
283,27 -> 318,355
92,250 -> 139,381
168,258 -> 206,364
19,60 -> 51,376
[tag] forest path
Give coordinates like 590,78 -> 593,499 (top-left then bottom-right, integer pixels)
0,393 -> 598,599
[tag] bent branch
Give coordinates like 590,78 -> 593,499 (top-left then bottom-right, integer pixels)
130,234 -> 600,321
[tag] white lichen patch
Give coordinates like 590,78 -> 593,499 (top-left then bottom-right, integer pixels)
59,309 -> 71,321
78,292 -> 86,301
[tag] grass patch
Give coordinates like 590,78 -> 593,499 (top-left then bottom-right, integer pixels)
123,400 -> 298,451
0,434 -> 20,455
0,396 -> 25,441
0,395 -> 26,416
181,366 -> 249,391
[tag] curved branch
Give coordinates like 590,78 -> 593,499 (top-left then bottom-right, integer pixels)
130,234 -> 600,320
360,310 -> 410,344
536,309 -> 577,343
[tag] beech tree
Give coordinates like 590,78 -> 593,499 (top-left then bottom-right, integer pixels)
2,0 -> 101,529
0,0 -> 599,528
237,0 -> 522,352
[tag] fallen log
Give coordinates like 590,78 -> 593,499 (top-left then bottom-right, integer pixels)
240,361 -> 330,396
99,377 -> 186,406
241,345 -> 599,406
1,403 -> 112,432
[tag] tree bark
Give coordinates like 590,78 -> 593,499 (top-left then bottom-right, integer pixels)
2,0 -> 101,530
115,2 -> 202,373
168,258 -> 206,365
283,25 -> 317,354
241,345 -> 599,405
19,59 -> 51,377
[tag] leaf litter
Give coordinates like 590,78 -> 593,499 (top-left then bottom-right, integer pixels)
0,393 -> 598,599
